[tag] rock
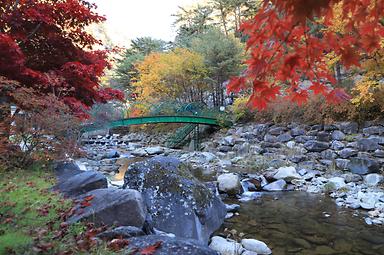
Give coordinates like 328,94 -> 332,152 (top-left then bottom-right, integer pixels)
131,148 -> 147,157
363,126 -> 384,135
268,126 -> 287,135
126,235 -> 218,255
317,131 -> 331,142
331,130 -> 346,141
54,161 -> 83,182
338,148 -> 358,159
123,156 -> 226,244
357,138 -> 380,151
219,145 -> 231,153
225,204 -> 240,212
223,136 -> 235,146
374,150 -> 384,158
68,188 -> 146,228
331,140 -> 345,150
263,180 -> 287,191
101,149 -> 120,159
295,135 -> 314,143
347,157 -> 380,175
53,171 -> 107,197
335,159 -> 350,170
273,166 -> 301,182
217,173 -> 242,195
242,251 -> 258,255
145,146 -> 164,155
327,177 -> 346,190
304,140 -> 329,152
314,246 -> 337,255
241,239 -> 272,254
209,236 -> 243,255
291,127 -> 306,136
342,173 -> 362,183
264,134 -> 277,143
364,174 -> 383,186
96,226 -> 145,240
277,132 -> 293,143
337,122 -> 358,134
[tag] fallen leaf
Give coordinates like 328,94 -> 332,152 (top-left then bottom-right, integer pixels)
140,241 -> 162,255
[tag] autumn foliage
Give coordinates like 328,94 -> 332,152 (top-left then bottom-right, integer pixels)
228,0 -> 384,109
0,0 -> 124,115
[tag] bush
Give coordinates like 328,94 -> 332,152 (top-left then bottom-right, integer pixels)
246,95 -> 361,124
0,95 -> 82,170
230,96 -> 256,122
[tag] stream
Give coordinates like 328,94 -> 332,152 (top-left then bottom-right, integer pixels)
221,192 -> 384,255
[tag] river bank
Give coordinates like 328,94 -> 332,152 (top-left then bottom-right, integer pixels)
72,120 -> 384,254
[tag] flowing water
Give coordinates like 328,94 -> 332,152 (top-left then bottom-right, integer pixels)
220,192 -> 384,255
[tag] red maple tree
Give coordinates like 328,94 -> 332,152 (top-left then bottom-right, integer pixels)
228,0 -> 384,109
0,0 -> 124,116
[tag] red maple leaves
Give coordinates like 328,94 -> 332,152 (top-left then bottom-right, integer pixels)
0,0 -> 123,117
228,0 -> 384,109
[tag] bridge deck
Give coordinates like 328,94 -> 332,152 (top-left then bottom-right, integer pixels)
83,115 -> 224,132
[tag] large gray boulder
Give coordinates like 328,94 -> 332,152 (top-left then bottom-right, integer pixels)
53,171 -> 107,197
123,156 -> 226,244
68,188 -> 147,228
126,235 -> 218,255
347,157 -> 380,175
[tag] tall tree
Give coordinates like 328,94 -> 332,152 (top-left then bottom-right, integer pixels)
228,0 -> 384,109
0,0 -> 123,116
132,48 -> 208,113
191,28 -> 244,106
174,5 -> 214,47
114,37 -> 169,95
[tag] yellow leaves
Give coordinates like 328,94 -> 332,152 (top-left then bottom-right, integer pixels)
325,51 -> 341,69
351,77 -> 378,106
133,48 -> 208,104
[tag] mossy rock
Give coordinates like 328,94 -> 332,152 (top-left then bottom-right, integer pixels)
123,156 -> 226,244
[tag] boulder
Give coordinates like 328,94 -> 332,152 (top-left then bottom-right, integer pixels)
277,132 -> 293,143
337,122 -> 359,134
331,130 -> 346,141
357,138 -> 380,151
209,236 -> 243,255
217,173 -> 242,195
347,157 -> 380,175
363,126 -> 384,135
126,235 -> 218,255
331,141 -> 345,150
145,146 -> 164,155
68,188 -> 146,228
304,140 -> 329,152
364,174 -> 383,186
53,171 -> 107,197
338,148 -> 358,159
241,239 -> 272,254
123,156 -> 226,244
327,177 -> 346,190
291,127 -> 306,137
273,166 -> 301,182
96,226 -> 145,240
100,149 -> 120,159
54,161 -> 83,182
263,180 -> 287,191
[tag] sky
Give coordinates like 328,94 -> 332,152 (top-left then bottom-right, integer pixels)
91,0 -> 199,46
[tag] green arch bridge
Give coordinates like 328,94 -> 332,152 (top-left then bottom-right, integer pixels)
83,102 -> 232,150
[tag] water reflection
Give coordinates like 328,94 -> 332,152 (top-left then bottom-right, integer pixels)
220,192 -> 384,255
